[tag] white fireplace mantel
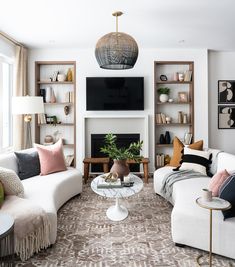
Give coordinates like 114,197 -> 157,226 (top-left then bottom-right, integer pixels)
82,115 -> 149,162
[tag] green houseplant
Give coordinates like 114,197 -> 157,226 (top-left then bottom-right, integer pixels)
157,87 -> 170,102
100,133 -> 143,179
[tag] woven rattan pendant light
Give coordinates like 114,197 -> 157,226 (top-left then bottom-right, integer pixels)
95,11 -> 139,70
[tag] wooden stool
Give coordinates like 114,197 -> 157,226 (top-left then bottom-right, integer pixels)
126,158 -> 150,183
83,157 -> 110,183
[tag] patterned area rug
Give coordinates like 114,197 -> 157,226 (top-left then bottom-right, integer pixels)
16,180 -> 234,267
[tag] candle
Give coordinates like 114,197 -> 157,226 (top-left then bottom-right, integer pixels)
124,176 -> 130,183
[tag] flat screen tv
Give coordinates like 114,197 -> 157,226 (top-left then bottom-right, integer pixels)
86,77 -> 144,110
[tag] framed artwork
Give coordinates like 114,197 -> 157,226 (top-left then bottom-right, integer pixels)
178,92 -> 188,102
218,106 -> 235,129
218,80 -> 235,104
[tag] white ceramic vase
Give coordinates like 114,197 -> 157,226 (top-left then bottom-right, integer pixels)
159,94 -> 169,103
45,87 -> 52,103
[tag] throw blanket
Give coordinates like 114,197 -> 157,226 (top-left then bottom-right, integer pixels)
161,170 -> 208,203
1,195 -> 50,261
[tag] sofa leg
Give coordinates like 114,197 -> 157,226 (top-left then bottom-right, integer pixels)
175,243 -> 185,248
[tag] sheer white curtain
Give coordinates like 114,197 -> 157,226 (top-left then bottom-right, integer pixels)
13,45 -> 28,150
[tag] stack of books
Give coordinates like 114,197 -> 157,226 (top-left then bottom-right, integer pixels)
156,154 -> 165,167
156,113 -> 167,124
97,177 -> 122,189
184,70 -> 192,82
65,91 -> 74,103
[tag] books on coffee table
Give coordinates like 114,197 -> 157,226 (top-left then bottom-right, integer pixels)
97,177 -> 122,189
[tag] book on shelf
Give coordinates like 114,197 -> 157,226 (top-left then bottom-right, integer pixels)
97,177 -> 122,189
156,113 -> 163,124
65,91 -> 74,103
37,113 -> 47,124
184,70 -> 192,82
160,113 -> 166,124
156,154 -> 165,167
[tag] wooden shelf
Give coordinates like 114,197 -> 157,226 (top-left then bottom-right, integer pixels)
37,81 -> 74,84
156,123 -> 192,126
156,81 -> 192,84
44,102 -> 73,105
156,144 -> 173,147
157,101 -> 191,105
37,123 -> 74,126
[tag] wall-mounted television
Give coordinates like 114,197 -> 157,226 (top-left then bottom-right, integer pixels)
86,77 -> 144,111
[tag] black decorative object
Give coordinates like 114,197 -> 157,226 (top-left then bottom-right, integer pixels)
95,11 -> 138,70
159,134 -> 166,144
40,89 -> 46,103
160,75 -> 167,81
218,80 -> 235,104
165,131 -> 171,144
218,106 -> 235,129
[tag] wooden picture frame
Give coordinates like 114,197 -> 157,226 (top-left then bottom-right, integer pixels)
178,92 -> 188,103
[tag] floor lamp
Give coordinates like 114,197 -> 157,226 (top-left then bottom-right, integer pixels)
12,96 -> 44,149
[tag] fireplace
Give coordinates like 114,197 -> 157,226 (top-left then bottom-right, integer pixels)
91,134 -> 140,172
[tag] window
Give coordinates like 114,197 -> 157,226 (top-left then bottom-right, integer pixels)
0,55 -> 13,152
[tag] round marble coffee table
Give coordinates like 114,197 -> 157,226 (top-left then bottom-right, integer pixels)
91,173 -> 143,221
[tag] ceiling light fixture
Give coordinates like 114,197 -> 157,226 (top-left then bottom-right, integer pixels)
95,11 -> 139,70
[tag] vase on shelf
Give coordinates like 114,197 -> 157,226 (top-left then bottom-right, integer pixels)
67,68 -> 73,82
159,134 -> 166,144
45,87 -> 52,103
50,88 -> 56,103
110,159 -> 130,181
159,94 -> 169,103
165,131 -> 171,144
178,111 -> 183,123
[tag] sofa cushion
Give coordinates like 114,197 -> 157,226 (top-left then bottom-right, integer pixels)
209,169 -> 230,197
219,174 -> 235,220
35,139 -> 67,175
175,147 -> 212,176
0,167 -> 24,197
14,150 -> 40,180
169,137 -> 203,167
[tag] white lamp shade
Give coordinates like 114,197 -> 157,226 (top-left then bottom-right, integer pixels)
12,96 -> 44,115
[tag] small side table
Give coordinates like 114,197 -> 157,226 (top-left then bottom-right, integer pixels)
0,213 -> 14,266
196,197 -> 231,267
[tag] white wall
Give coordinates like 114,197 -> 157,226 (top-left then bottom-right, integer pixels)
209,51 -> 235,154
28,48 -> 208,172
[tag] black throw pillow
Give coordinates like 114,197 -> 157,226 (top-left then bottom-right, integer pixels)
14,150 -> 40,180
219,174 -> 235,220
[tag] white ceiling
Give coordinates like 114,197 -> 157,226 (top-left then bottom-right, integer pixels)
1,0 -> 235,50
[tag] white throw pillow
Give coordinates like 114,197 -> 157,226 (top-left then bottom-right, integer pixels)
0,167 -> 24,197
179,147 -> 212,176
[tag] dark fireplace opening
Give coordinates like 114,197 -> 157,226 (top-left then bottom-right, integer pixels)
91,133 -> 140,172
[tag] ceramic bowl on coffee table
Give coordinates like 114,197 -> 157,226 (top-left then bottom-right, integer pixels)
91,173 -> 143,221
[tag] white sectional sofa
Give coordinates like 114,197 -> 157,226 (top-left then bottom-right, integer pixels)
154,151 -> 235,260
0,149 -> 83,244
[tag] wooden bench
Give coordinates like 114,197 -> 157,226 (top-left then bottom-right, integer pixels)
83,157 -> 150,183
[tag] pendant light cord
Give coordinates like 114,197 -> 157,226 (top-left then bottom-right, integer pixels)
116,14 -> 118,33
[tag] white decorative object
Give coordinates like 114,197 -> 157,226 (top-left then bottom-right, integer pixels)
178,73 -> 184,81
159,94 -> 169,103
91,174 -> 143,221
123,175 -> 130,183
45,87 -> 52,103
168,98 -> 174,103
202,188 -> 212,202
166,116 -> 171,124
57,74 -> 67,82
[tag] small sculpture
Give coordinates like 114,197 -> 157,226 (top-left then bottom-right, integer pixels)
64,105 -> 69,115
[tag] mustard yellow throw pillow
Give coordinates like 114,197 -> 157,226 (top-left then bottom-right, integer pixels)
0,181 -> 4,208
168,137 -> 203,167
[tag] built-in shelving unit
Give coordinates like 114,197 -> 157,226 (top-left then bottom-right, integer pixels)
35,61 -> 76,167
154,61 -> 194,169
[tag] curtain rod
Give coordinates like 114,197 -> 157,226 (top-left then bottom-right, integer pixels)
0,31 -> 26,48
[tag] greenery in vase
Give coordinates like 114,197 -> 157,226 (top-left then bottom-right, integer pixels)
100,133 -> 143,162
157,87 -> 170,95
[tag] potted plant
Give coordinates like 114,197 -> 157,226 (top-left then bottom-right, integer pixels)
100,133 -> 143,180
157,87 -> 170,102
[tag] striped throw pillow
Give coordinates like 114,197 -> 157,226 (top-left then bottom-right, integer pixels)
175,147 -> 212,176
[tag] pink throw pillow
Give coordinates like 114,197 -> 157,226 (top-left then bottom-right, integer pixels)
35,139 -> 67,175
208,169 -> 230,197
